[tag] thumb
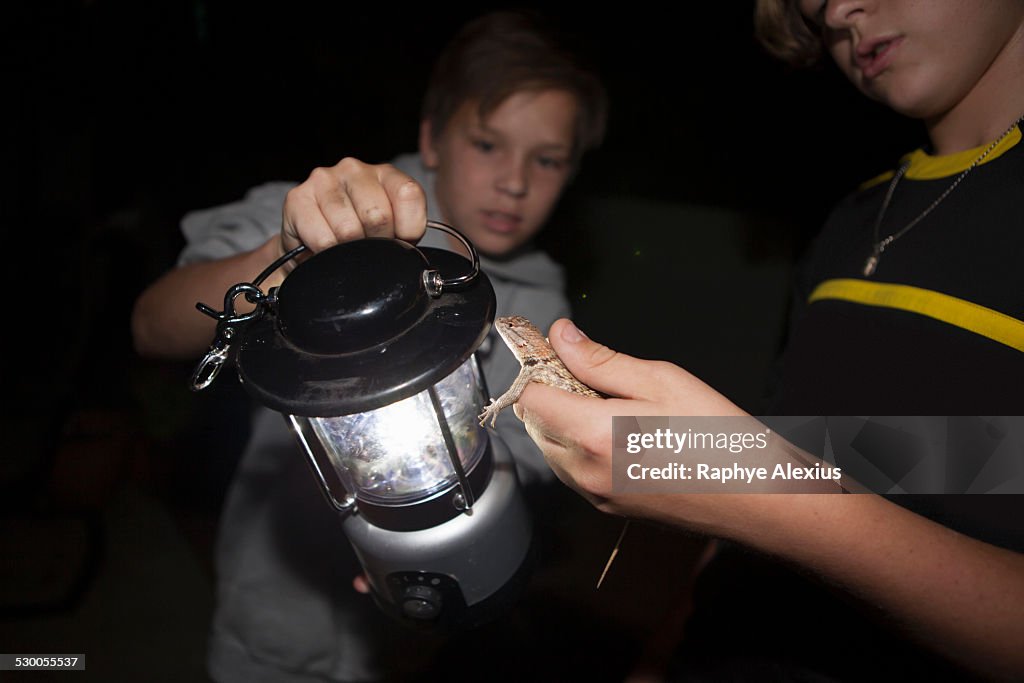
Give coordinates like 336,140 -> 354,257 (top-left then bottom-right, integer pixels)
547,319 -> 666,400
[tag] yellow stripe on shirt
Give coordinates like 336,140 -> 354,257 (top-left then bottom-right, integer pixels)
808,278 -> 1024,353
860,124 -> 1022,190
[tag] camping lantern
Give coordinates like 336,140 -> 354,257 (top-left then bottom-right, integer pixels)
190,223 -> 533,629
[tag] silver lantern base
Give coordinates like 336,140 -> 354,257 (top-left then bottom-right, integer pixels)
341,437 -> 533,630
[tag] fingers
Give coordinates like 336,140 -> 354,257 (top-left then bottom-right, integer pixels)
380,167 -> 427,242
335,160 -> 397,239
545,319 -> 675,400
283,183 -> 334,253
545,319 -> 747,416
282,157 -> 427,254
516,382 -> 616,499
516,382 -> 606,446
522,414 -> 580,492
514,320 -> 747,512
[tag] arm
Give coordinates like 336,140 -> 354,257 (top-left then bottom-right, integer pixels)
131,236 -> 286,359
131,158 -> 428,359
516,319 -> 1024,680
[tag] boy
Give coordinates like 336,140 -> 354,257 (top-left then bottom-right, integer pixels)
132,10 -> 606,682
513,1 -> 1024,680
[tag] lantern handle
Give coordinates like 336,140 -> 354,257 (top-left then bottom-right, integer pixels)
190,219 -> 478,390
421,220 -> 481,296
252,243 -> 308,286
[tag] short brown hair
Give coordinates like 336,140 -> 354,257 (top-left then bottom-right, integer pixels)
754,0 -> 825,67
422,10 -> 608,163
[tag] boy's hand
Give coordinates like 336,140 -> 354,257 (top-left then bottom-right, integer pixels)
281,157 -> 428,258
514,319 -> 757,530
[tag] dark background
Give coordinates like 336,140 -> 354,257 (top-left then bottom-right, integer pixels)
5,0 -> 923,423
2,2 -> 926,680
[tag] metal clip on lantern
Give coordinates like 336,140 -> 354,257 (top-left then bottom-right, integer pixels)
191,222 -> 533,629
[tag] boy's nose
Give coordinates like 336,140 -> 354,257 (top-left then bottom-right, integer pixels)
495,158 -> 528,197
825,0 -> 871,30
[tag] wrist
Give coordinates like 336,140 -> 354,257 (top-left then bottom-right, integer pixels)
256,236 -> 290,289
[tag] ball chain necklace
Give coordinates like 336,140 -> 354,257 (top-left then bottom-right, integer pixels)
863,114 -> 1024,277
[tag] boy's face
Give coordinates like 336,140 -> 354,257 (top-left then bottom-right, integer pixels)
801,0 -> 1024,119
420,89 -> 578,258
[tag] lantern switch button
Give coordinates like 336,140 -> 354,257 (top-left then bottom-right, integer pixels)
401,585 -> 443,620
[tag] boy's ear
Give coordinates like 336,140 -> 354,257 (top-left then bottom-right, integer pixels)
419,120 -> 440,169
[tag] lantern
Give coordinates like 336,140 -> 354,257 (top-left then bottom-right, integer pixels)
191,223 -> 532,629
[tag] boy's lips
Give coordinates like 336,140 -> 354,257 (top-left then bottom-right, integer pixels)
855,35 -> 904,80
481,210 -> 522,234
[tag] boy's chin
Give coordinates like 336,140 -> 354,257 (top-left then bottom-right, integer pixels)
859,77 -> 946,121
476,237 -> 534,262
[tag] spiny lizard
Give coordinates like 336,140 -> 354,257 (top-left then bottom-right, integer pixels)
479,315 -> 600,427
478,315 -> 628,588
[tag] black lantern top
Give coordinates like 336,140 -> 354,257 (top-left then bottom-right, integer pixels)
233,231 -> 495,417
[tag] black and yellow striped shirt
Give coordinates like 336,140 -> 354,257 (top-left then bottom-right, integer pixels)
773,125 -> 1024,416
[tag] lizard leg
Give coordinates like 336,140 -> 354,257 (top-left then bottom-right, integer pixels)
478,367 -> 536,427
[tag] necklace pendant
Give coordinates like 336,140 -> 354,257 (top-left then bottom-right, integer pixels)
863,253 -> 879,277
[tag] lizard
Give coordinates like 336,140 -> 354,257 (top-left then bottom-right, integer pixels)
478,315 -> 629,588
478,315 -> 600,427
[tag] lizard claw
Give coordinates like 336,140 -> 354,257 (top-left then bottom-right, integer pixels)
478,399 -> 499,428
